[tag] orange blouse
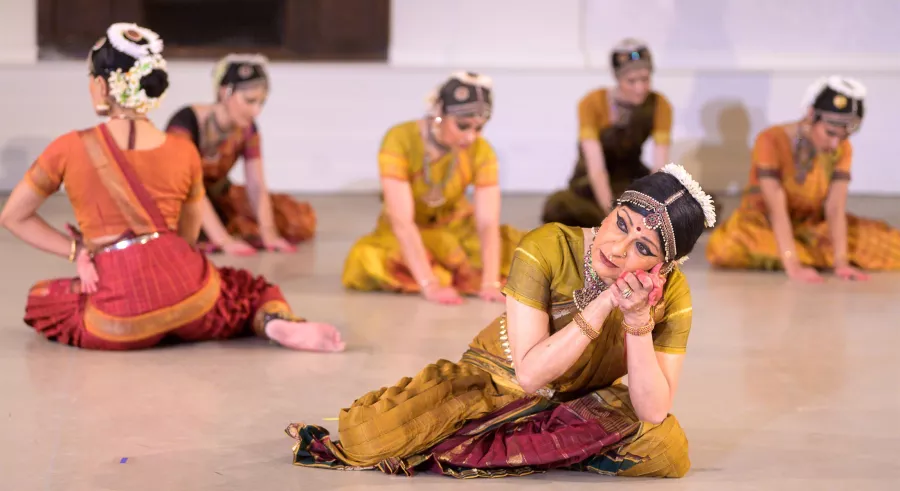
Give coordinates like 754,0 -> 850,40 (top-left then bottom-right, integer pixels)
739,125 -> 852,220
24,127 -> 205,242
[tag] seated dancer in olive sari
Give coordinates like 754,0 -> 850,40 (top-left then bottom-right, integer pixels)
287,164 -> 717,479
542,39 -> 675,228
707,76 -> 900,282
341,72 -> 524,305
0,24 -> 343,352
166,54 -> 316,255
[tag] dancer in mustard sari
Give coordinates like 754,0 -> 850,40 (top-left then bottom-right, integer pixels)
342,72 -> 524,305
287,164 -> 717,479
166,54 -> 316,255
707,76 -> 900,281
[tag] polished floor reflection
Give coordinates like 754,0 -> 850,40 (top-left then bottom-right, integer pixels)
1,194 -> 898,490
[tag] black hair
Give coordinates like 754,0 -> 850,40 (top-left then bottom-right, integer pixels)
620,172 -> 705,260
218,63 -> 268,87
437,72 -> 492,116
89,37 -> 169,99
813,85 -> 864,117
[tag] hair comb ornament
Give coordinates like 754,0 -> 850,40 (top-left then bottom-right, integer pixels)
212,53 -> 270,96
425,71 -> 493,119
801,75 -> 866,133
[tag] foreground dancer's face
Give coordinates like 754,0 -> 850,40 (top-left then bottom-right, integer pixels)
591,206 -> 664,282
616,67 -> 651,105
440,115 -> 487,150
221,83 -> 268,128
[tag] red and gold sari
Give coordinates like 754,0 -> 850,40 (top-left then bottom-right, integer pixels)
166,106 -> 316,251
22,124 -> 299,350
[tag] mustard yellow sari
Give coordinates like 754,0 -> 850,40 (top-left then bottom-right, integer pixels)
289,223 -> 693,478
342,120 -> 524,294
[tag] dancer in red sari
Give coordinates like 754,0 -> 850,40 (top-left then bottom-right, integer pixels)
0,23 -> 344,352
166,54 -> 317,255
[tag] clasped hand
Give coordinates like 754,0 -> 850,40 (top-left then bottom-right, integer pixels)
609,263 -> 667,324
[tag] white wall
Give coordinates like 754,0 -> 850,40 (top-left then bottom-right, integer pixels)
1,0 -> 899,195
391,0 -> 900,71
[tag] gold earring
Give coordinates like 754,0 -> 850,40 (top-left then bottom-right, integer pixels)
95,103 -> 110,116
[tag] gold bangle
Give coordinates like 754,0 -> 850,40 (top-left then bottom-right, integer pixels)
573,313 -> 600,340
67,240 -> 77,262
623,317 -> 655,337
481,280 -> 502,289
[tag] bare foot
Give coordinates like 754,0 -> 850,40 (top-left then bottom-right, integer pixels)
264,320 -> 346,352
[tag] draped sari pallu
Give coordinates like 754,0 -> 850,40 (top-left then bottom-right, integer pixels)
24,126 -> 291,350
287,341 -> 689,479
287,361 -> 689,479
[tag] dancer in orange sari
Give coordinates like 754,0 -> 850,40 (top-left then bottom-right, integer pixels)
0,23 -> 343,352
166,54 -> 316,255
707,76 -> 900,281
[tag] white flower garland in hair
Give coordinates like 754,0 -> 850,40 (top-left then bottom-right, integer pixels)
106,23 -> 163,58
103,23 -> 167,114
801,75 -> 867,110
106,54 -> 167,114
660,163 -> 717,227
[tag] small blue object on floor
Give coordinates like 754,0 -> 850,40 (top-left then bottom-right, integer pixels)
120,458 -> 128,464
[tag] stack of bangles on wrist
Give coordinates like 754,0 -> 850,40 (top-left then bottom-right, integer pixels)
573,313 -> 600,340
623,316 -> 655,336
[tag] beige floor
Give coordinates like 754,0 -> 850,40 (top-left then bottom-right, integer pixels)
1,194 -> 899,491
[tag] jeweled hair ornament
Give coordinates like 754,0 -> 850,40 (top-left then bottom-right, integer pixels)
611,38 -> 652,75
93,23 -> 167,114
802,75 -> 866,133
212,53 -> 270,96
616,163 -> 716,272
425,71 -> 493,119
